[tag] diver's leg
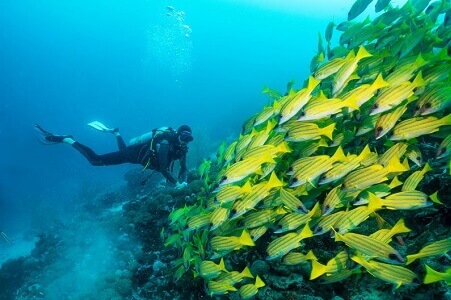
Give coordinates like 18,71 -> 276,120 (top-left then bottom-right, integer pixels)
72,142 -> 130,166
112,129 -> 127,150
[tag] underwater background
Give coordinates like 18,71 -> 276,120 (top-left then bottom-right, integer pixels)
0,0 -> 354,252
1,0 -> 450,299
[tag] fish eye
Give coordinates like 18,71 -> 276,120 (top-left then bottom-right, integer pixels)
284,132 -> 290,138
290,178 -> 298,184
416,156 -> 421,161
376,126 -> 383,133
297,205 -> 304,211
277,224 -> 282,229
424,102 -> 431,109
320,174 -> 326,180
414,105 -> 420,111
315,226 -> 322,233
388,253 -> 398,261
213,197 -> 218,203
325,205 -> 330,210
231,208 -> 237,215
300,111 -> 306,117
221,176 -> 227,182
288,167 -> 293,172
372,103 -> 379,110
439,147 -> 446,155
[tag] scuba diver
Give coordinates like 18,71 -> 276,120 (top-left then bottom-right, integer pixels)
34,122 -> 194,188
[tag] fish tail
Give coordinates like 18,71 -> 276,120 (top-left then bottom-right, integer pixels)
343,94 -> 360,111
310,260 -> 328,280
306,250 -> 318,261
239,230 -> 256,247
219,257 -> 228,272
392,218 -> 411,234
367,192 -> 382,212
386,155 -> 409,173
307,76 -> 321,92
440,113 -> 451,126
255,275 -> 266,288
241,266 -> 254,279
411,70 -> 426,88
355,45 -> 372,60
423,264 -> 443,284
266,171 -> 284,189
321,123 -> 336,140
405,254 -> 418,265
371,73 -> 389,90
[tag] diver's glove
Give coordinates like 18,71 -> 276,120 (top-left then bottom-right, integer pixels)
175,182 -> 188,189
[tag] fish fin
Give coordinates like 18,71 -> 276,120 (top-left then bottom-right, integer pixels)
423,264 -> 442,284
241,266 -> 254,279
371,73 -> 389,90
429,191 -> 443,205
306,76 -> 321,92
405,254 -> 417,266
331,146 -> 347,162
310,260 -> 327,280
411,70 -> 426,88
266,171 -> 284,189
355,45 -> 372,60
306,250 -> 318,261
321,123 -> 336,140
219,257 -> 228,272
388,176 -> 403,189
255,275 -> 266,288
367,193 -> 382,212
391,218 -> 411,235
239,230 -> 256,247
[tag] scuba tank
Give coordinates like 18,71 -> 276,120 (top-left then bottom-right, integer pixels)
129,126 -> 171,145
129,132 -> 153,145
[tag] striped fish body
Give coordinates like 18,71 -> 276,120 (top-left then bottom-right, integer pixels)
267,224 -> 313,260
406,237 -> 451,265
278,188 -> 308,213
274,212 -> 311,233
285,122 -> 335,142
342,164 -> 387,191
314,211 -> 346,235
333,206 -> 373,234
208,280 -> 237,296
278,76 -> 320,125
219,154 -> 274,187
314,57 -> 346,80
370,191 -> 432,211
351,256 -> 417,288
390,114 -> 451,141
335,231 -> 405,264
402,163 -> 432,191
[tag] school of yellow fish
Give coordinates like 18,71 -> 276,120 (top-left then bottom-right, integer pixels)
165,0 -> 451,297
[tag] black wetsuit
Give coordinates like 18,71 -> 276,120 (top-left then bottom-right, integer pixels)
72,132 -> 188,184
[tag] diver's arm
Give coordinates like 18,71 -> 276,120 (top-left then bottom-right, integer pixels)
178,153 -> 187,182
156,140 -> 177,184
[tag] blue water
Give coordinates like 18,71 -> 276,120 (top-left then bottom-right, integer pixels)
0,0 -> 358,254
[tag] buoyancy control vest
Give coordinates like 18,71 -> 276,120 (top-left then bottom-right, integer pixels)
136,127 -> 178,171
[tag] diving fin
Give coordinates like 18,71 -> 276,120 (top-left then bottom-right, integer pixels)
34,124 -> 71,145
87,121 -> 114,133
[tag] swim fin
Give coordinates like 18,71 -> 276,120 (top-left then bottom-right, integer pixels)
87,121 -> 115,133
34,124 -> 72,144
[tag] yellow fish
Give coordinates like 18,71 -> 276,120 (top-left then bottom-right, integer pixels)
239,275 -> 265,300
199,258 -> 228,280
310,251 -> 349,280
390,114 -> 451,141
266,223 -> 313,260
211,230 -> 255,255
423,265 -> 451,285
367,191 -> 433,211
334,230 -> 405,264
406,237 -> 451,265
351,255 -> 418,289
278,76 -> 321,124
